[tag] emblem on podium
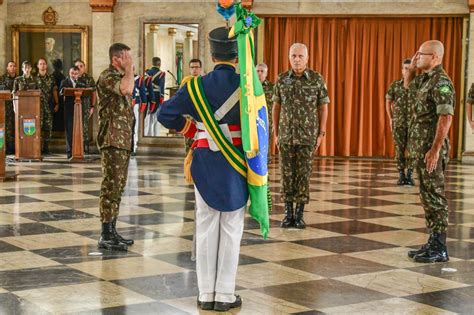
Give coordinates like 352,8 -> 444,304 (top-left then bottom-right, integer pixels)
23,119 -> 36,136
0,127 -> 4,149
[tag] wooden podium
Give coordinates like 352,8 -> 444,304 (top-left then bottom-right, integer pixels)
0,91 -> 17,181
14,90 -> 41,161
63,88 -> 93,162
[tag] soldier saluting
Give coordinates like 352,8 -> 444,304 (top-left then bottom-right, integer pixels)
96,43 -> 136,251
407,40 -> 454,263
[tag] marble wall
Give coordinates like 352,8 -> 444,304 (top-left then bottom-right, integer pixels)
0,0 -> 472,156
4,0 -> 92,67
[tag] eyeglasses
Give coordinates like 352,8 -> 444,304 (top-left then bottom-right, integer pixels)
417,52 -> 434,56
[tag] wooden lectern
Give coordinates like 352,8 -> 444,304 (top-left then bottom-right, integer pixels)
14,90 -> 41,161
0,91 -> 17,181
63,88 -> 93,161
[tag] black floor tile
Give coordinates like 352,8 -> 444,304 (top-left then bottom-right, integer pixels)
319,208 -> 399,220
0,266 -> 99,291
405,286 -> 474,314
33,245 -> 141,264
118,213 -> 192,225
0,223 -> 64,237
445,241 -> 474,260
0,240 -> 23,253
0,196 -> 43,204
20,209 -> 96,222
0,293 -> 46,314
278,254 -> 392,278
256,279 -> 391,309
309,220 -> 398,235
294,236 -> 397,253
113,271 -> 198,300
71,301 -> 189,315
140,202 -> 196,212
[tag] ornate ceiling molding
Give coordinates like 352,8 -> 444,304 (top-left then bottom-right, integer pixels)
90,0 -> 117,13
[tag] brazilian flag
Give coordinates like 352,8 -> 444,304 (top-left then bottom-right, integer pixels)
229,4 -> 270,239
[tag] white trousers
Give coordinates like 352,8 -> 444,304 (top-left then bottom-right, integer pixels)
133,104 -> 139,152
144,112 -> 162,136
195,188 -> 245,303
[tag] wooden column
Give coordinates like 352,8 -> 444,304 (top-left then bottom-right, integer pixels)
64,88 -> 93,162
14,90 -> 41,161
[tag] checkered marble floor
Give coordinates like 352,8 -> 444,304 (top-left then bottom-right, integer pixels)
1,155 -> 474,314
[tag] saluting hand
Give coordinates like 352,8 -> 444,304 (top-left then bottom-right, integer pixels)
121,51 -> 134,74
424,148 -> 439,174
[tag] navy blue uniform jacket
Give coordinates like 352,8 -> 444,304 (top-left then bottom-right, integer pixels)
157,64 -> 249,212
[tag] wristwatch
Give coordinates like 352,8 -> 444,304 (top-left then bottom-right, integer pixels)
319,131 -> 326,137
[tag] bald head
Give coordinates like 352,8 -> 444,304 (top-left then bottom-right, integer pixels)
420,40 -> 444,58
415,40 -> 444,72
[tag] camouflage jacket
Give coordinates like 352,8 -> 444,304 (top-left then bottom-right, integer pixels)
467,83 -> 474,104
0,74 -> 16,91
385,78 -> 413,128
408,65 -> 455,160
96,65 -> 134,151
262,80 -> 274,119
272,68 -> 330,146
12,75 -> 38,94
36,73 -> 56,106
78,73 -> 96,107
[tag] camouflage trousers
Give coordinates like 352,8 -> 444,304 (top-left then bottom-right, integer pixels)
99,147 -> 131,223
392,125 -> 410,170
82,99 -> 91,144
40,102 -> 52,142
414,158 -> 449,232
279,144 -> 313,204
5,100 -> 15,151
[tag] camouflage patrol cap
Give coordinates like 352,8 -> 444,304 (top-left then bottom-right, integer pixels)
208,27 -> 238,60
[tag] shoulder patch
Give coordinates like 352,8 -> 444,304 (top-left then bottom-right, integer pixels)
438,85 -> 451,95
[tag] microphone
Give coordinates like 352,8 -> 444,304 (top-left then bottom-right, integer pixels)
167,70 -> 178,85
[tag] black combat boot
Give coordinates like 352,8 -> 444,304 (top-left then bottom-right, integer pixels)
397,170 -> 406,185
280,202 -> 294,228
98,222 -> 128,251
408,233 -> 434,258
111,217 -> 134,246
294,203 -> 306,229
413,232 -> 449,263
405,169 -> 415,186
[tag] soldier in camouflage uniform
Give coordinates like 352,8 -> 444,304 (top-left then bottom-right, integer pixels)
96,43 -> 136,251
406,40 -> 454,263
36,58 -> 59,154
256,63 -> 274,159
75,59 -> 97,154
273,43 -> 329,229
385,59 -> 416,186
12,61 -> 37,93
0,61 -> 17,154
465,83 -> 474,132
